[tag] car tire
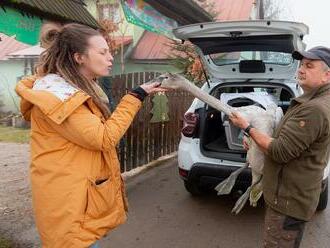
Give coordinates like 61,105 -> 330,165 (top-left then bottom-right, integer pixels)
317,178 -> 328,211
184,180 -> 204,196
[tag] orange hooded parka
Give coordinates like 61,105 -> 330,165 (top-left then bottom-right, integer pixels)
15,74 -> 142,247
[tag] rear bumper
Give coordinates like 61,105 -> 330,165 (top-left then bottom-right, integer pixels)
179,162 -> 252,190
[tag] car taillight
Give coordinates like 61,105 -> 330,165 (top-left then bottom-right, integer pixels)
181,112 -> 199,137
178,168 -> 189,179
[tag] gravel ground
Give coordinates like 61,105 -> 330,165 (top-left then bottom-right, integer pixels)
1,141 -> 329,248
0,142 -> 39,248
0,142 -> 174,248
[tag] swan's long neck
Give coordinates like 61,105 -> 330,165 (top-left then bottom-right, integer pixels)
180,81 -> 233,116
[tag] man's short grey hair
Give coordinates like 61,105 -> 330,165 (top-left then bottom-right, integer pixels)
322,61 -> 330,83
322,61 -> 330,72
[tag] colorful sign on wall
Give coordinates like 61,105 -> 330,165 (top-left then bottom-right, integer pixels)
0,7 -> 42,45
121,0 -> 177,37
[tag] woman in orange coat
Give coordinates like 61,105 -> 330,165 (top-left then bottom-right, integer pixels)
15,23 -> 166,248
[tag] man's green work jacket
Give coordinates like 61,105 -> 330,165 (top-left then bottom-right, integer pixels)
263,83 -> 330,221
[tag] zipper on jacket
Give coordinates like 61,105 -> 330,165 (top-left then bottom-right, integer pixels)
274,168 -> 283,205
272,105 -> 298,204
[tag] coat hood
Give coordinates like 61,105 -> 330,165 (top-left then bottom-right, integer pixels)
15,74 -> 91,124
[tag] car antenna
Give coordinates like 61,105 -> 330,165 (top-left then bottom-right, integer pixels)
199,55 -> 211,88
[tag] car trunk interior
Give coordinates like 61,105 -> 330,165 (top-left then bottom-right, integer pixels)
199,82 -> 295,162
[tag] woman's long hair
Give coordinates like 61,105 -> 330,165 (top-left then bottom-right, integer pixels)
36,22 -> 110,118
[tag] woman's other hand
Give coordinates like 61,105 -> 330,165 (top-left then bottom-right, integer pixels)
243,136 -> 250,151
140,82 -> 169,95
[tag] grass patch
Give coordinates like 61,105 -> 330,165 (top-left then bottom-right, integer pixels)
0,125 -> 30,143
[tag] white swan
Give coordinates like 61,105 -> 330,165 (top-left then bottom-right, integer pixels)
154,73 -> 283,214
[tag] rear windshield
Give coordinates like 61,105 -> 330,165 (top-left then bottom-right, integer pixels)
209,51 -> 293,66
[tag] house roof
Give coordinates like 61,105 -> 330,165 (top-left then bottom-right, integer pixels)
1,0 -> 99,28
131,31 -> 172,61
132,0 -> 255,61
0,33 -> 30,60
7,44 -> 45,59
113,36 -> 133,47
5,36 -> 133,59
214,0 -> 255,21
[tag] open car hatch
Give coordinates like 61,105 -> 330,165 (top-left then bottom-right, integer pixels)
173,20 -> 309,81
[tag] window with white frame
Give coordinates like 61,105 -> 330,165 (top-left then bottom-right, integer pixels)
98,2 -> 121,22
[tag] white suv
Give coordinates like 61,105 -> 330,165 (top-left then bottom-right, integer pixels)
174,20 -> 328,210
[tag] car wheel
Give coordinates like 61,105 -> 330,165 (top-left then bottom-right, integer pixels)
184,180 -> 204,196
317,178 -> 328,211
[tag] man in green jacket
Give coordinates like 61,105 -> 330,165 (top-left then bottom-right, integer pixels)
230,46 -> 330,248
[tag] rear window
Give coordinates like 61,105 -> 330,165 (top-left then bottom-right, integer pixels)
209,51 -> 293,66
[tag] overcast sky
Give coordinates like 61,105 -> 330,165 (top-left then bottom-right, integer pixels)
282,0 -> 330,48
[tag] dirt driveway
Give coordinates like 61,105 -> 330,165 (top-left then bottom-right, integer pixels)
101,160 -> 330,248
0,142 -> 39,248
1,142 -> 329,248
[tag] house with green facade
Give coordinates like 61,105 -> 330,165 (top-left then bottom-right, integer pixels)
84,0 -> 181,76
0,0 -> 99,113
0,0 -> 212,113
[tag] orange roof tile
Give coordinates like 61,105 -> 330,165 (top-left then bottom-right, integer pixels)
131,31 -> 172,60
132,0 -> 255,60
0,33 -> 30,61
113,36 -> 133,47
8,44 -> 44,58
